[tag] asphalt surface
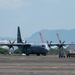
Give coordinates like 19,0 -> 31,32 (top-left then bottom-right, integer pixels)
0,55 -> 75,75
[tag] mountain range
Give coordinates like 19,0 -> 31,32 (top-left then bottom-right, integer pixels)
27,29 -> 75,44
0,29 -> 75,44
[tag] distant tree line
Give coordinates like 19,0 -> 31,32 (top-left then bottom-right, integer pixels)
0,48 -> 22,55
0,48 -> 9,54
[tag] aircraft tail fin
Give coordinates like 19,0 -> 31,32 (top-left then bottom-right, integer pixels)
17,26 -> 23,43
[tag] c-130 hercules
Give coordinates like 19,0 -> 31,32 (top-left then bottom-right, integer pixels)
17,26 -> 50,56
0,26 -> 50,56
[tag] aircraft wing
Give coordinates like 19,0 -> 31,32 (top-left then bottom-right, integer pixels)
0,43 -> 74,46
0,43 -> 31,47
0,43 -> 74,49
48,43 -> 75,46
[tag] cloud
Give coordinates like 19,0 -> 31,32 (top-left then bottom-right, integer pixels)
0,0 -> 30,9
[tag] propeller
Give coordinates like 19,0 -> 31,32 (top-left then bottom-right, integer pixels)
25,40 -> 27,44
8,40 -> 16,50
56,33 -> 65,49
22,39 -> 27,44
46,41 -> 52,49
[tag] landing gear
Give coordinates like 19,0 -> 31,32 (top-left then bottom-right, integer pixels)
26,54 -> 30,56
67,54 -> 70,58
36,54 -> 47,56
37,54 -> 40,56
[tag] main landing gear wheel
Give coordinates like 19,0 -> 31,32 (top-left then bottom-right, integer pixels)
26,54 -> 30,56
37,54 -> 40,56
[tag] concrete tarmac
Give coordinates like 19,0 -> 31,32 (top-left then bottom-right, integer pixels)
0,55 -> 75,75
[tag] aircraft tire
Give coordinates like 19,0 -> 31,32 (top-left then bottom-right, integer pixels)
37,54 -> 40,56
26,54 -> 30,56
67,54 -> 70,58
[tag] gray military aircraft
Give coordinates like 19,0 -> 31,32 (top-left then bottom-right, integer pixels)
17,26 -> 51,56
0,26 -> 50,56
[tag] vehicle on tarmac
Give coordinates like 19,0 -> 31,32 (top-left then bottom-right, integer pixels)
67,50 -> 75,58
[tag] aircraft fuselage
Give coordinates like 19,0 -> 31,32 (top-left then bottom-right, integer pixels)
20,44 -> 50,56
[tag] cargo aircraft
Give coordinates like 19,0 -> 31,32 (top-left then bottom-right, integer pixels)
0,26 -> 50,56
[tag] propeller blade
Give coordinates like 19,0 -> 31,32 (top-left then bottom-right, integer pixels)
62,41 -> 65,44
9,40 -> 12,44
56,33 -> 66,49
46,41 -> 49,44
12,40 -> 16,44
8,40 -> 16,50
25,40 -> 27,44
9,46 -> 14,50
46,41 -> 52,49
50,41 -> 52,44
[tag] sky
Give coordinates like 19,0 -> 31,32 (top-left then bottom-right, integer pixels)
0,0 -> 75,38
